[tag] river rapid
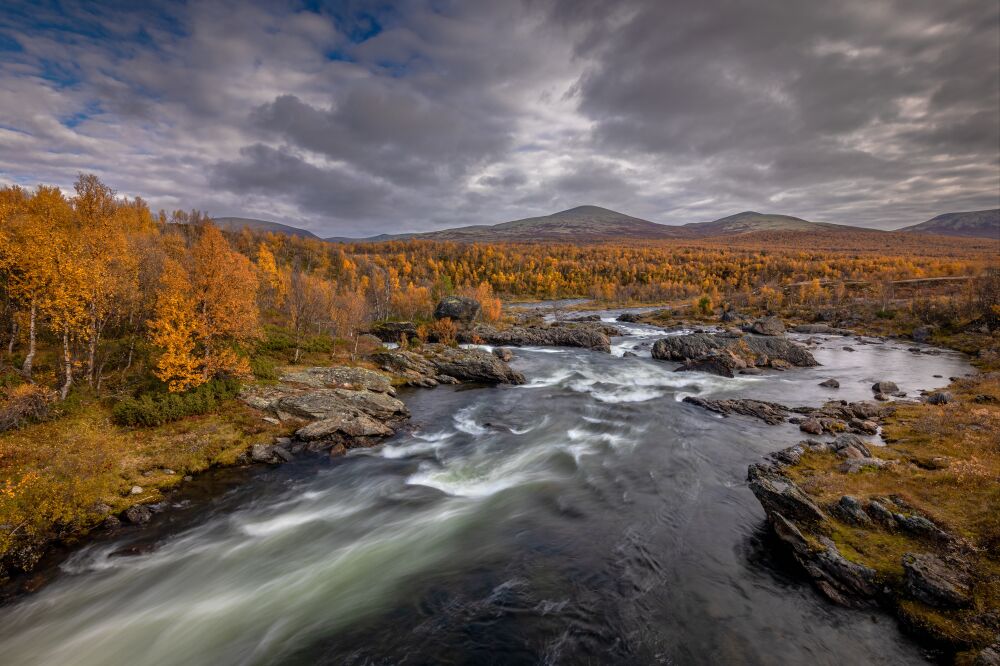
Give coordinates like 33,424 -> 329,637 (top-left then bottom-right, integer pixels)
0,311 -> 973,665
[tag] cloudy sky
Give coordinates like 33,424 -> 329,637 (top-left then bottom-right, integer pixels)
1,0 -> 998,236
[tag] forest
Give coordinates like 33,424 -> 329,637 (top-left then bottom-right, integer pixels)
0,175 -> 996,409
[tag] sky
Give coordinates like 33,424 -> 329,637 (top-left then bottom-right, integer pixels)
0,0 -> 998,237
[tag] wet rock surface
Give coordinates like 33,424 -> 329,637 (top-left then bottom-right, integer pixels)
460,322 -> 613,352
652,331 -> 818,376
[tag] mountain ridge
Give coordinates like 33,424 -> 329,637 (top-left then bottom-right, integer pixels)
897,209 -> 999,239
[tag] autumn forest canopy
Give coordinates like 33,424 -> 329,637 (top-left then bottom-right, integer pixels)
0,176 -> 996,402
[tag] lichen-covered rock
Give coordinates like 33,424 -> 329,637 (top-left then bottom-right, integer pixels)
280,366 -> 395,395
276,389 -> 408,422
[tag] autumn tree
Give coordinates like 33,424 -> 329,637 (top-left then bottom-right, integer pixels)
148,258 -> 203,392
188,224 -> 262,379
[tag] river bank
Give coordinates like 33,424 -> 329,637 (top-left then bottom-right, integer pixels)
0,302 -> 988,664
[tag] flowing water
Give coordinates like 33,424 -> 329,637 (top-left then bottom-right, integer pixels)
0,312 -> 973,665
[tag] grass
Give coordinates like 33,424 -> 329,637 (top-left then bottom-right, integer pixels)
0,398 -> 287,576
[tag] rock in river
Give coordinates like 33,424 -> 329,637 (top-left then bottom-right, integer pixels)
749,316 -> 786,336
652,331 -> 818,376
434,296 -> 482,323
460,323 -> 612,352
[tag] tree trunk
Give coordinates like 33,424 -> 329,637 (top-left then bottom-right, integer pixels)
22,300 -> 36,379
7,318 -> 17,356
86,309 -> 98,387
60,331 -> 73,401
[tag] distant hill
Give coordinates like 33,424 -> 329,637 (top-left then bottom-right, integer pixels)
213,217 -> 321,240
683,211 -> 857,236
898,209 -> 999,239
330,206 -> 685,243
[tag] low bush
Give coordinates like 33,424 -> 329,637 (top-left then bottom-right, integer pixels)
0,384 -> 57,432
112,378 -> 242,427
249,356 -> 279,381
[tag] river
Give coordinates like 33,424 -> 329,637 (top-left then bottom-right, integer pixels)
0,311 -> 972,665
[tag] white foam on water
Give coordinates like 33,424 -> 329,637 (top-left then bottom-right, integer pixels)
453,405 -> 489,436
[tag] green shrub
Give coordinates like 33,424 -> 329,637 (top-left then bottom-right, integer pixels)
112,378 -> 242,427
249,356 -> 279,381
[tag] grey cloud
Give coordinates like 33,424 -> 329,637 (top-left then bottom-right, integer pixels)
0,0 -> 997,233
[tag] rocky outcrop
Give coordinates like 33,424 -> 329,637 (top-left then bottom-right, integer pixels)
373,344 -> 525,386
749,316 -> 785,336
682,396 -> 800,425
793,324 -> 852,335
280,366 -> 396,394
652,332 -> 818,377
681,397 -> 886,436
902,553 -> 973,608
460,323 -> 612,352
434,296 -> 482,323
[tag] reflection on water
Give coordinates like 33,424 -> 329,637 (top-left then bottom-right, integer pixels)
0,312 -> 968,665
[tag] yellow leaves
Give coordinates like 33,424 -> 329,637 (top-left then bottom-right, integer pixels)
148,258 -> 203,393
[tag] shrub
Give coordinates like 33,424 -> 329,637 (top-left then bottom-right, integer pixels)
431,317 -> 458,345
249,356 -> 279,381
112,378 -> 242,427
0,384 -> 57,432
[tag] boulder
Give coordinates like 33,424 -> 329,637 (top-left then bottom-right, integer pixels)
902,553 -> 973,608
799,418 -> 824,435
422,344 -> 526,384
250,444 -> 278,464
368,321 -> 419,343
373,344 -> 525,386
461,323 -> 611,352
682,397 -> 791,425
492,347 -> 513,362
749,316 -> 786,336
871,380 -> 899,394
434,296 -> 482,323
125,505 -> 152,525
720,309 -> 743,323
296,411 -> 395,442
831,495 -> 872,526
276,389 -> 408,422
675,351 -> 744,378
747,464 -> 827,524
911,325 -> 935,343
926,391 -> 953,405
793,324 -> 851,335
819,378 -> 840,388
616,312 -> 644,323
652,333 -> 728,361
280,366 -> 395,394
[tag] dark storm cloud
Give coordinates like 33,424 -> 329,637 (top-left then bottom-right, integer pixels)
0,0 -> 997,233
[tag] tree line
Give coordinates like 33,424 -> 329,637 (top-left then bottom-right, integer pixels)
1,175 -> 995,401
